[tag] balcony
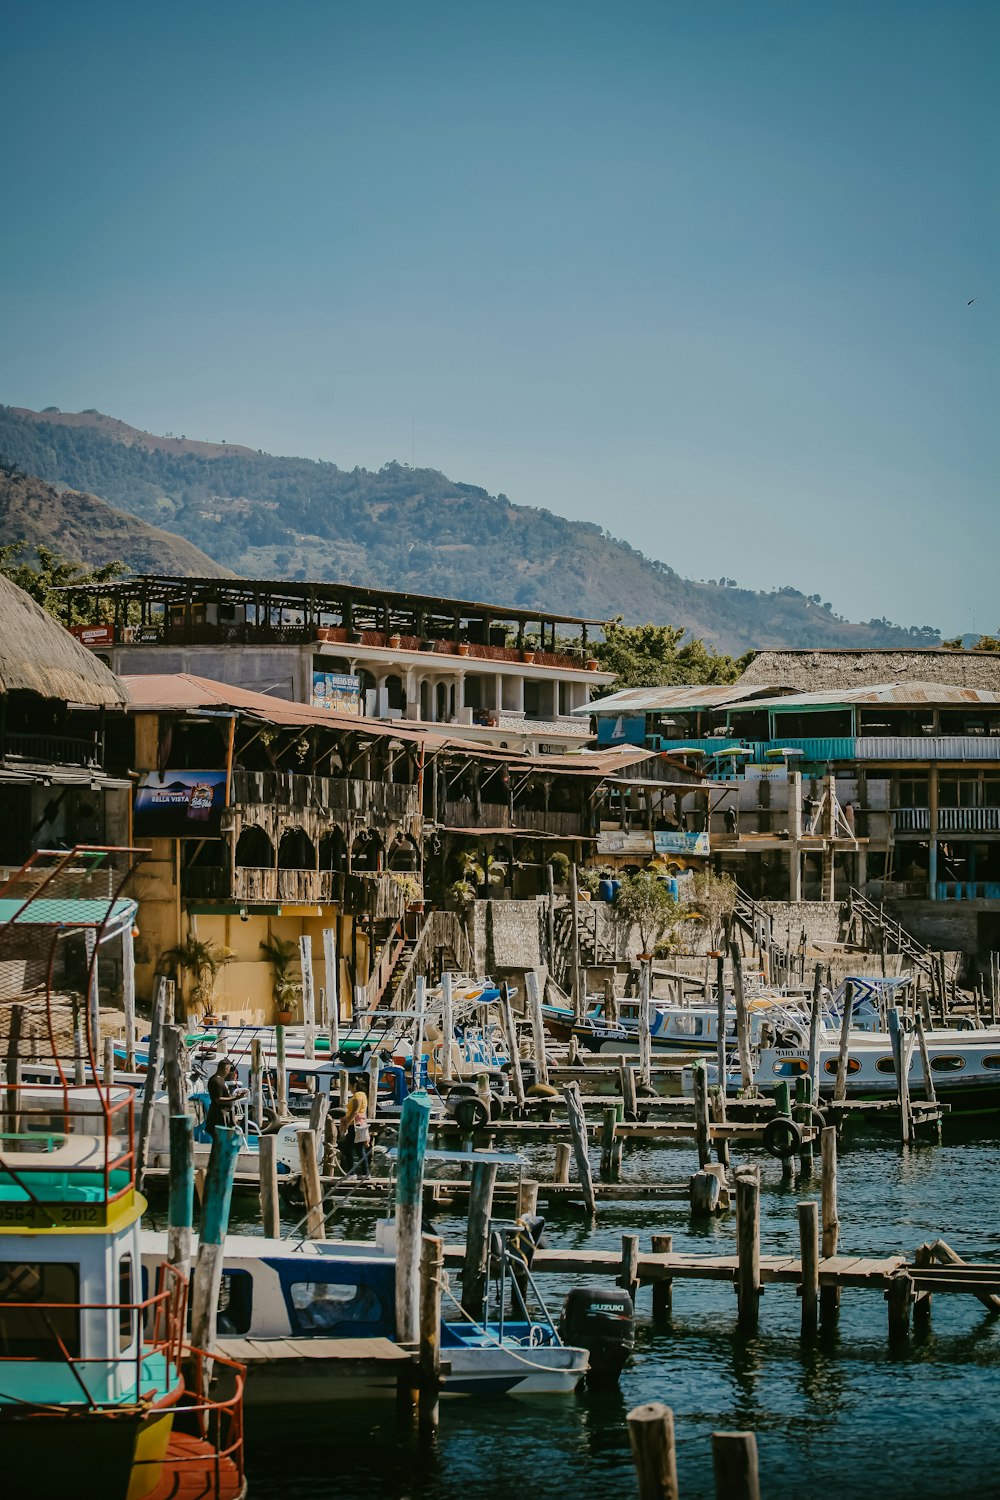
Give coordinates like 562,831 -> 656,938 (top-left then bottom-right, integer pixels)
1,731 -> 102,767
230,770 -> 419,821
442,800 -> 584,837
893,807 -> 1000,834
936,882 -> 1000,901
182,866 -> 340,904
856,736 -> 1000,762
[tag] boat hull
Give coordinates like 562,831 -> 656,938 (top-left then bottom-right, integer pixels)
0,1404 -> 175,1500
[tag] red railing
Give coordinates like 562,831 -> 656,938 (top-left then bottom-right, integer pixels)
0,1082 -> 137,1203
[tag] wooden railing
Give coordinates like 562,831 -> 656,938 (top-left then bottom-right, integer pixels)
232,770 -> 418,820
443,800 -> 583,836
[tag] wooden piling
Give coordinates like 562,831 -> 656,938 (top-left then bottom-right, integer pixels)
886,1271 -> 913,1337
299,934 -> 317,1060
259,1132 -> 280,1239
620,1233 -> 640,1304
639,957 -> 653,1088
797,1200 -> 819,1337
712,1432 -> 760,1500
250,1037 -> 264,1129
715,952 -> 727,1098
627,1401 -> 678,1500
501,981 -> 526,1110
297,1128 -> 326,1240
441,970 -> 455,1083
562,1082 -> 597,1216
122,925 -> 136,1073
419,1233 -> 443,1428
308,1090 -> 329,1137
189,1124 -> 241,1388
525,970 -> 548,1087
367,1050 -> 381,1126
833,979 -> 853,1102
693,1062 -> 712,1169
167,1113 -> 195,1278
275,1021 -> 288,1118
322,925 -> 340,1055
72,993 -> 86,1086
569,863 -> 583,1022
601,1107 -> 618,1178
396,1091 -> 434,1344
651,1234 -> 673,1321
620,1059 -> 639,1121
820,1126 -> 840,1323
162,1023 -> 188,1117
554,1141 -> 572,1184
135,977 -> 167,1194
103,1035 -> 116,1090
690,1170 -> 721,1217
3,1002 -> 23,1139
517,1178 -> 539,1219
461,1159 -> 499,1319
887,1007 -> 912,1144
710,1085 -> 730,1167
730,944 -> 754,1091
735,1169 -> 761,1332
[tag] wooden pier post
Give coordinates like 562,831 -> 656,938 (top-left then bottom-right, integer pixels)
601,1107 -> 618,1179
299,934 -> 316,1060
411,974 -> 427,1093
716,952 -> 727,1099
887,1007 -> 912,1144
461,1158 -> 499,1319
322,925 -> 340,1056
501,981 -> 526,1111
886,1271 -> 913,1339
122,925 -> 136,1073
605,976 -> 620,1026
419,1233 -> 443,1429
250,1037 -> 264,1129
639,958 -> 653,1087
627,1402 -> 678,1500
693,1062 -> 712,1169
517,1178 -> 539,1218
396,1090 -> 434,1344
163,1023 -> 188,1117
72,993 -> 86,1086
808,964 -> 823,1102
297,1128 -> 326,1240
554,1141 -> 572,1184
259,1132 -> 280,1239
275,1020 -> 288,1118
367,1050 -> 381,1127
102,1035 -> 116,1089
135,977 -> 167,1195
526,970 -> 549,1087
735,1168 -> 761,1332
797,1200 -> 819,1337
563,1082 -> 597,1216
651,1233 -> 673,1321
569,862 -> 583,1023
440,970 -> 455,1083
167,1113 -> 195,1279
833,979 -> 853,1103
820,1125 -> 840,1324
690,1170 -> 721,1217
730,944 -> 754,1092
620,1059 -> 639,1121
620,1233 -> 640,1304
712,1433 -> 760,1500
190,1124 -> 241,1388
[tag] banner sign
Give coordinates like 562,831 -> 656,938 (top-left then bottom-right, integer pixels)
597,714 -> 646,747
597,830 -> 654,855
134,771 -> 227,836
69,624 -> 114,648
653,830 -> 710,856
312,670 -> 361,714
745,764 -> 787,782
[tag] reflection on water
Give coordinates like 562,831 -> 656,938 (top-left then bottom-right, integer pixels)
220,1119 -> 1000,1500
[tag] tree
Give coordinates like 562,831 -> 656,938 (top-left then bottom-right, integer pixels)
609,869 -> 684,956
592,619 -> 751,694
162,935 -> 234,1018
0,540 -> 127,621
687,869 -> 738,952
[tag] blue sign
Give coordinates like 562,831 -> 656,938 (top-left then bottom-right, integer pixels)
134,771 -> 228,836
596,714 -> 646,747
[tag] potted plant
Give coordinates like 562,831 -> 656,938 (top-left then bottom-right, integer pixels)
389,632 -> 402,649
521,648 -> 535,664
548,850 -> 571,889
259,934 -> 301,1024
162,934 -> 234,1020
390,871 -> 424,911
457,641 -> 471,657
447,878 -> 476,910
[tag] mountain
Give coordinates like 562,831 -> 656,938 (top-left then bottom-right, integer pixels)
0,462 -> 233,578
0,405 -> 940,652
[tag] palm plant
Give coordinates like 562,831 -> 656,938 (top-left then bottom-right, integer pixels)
259,934 -> 301,1018
162,934 -> 234,1017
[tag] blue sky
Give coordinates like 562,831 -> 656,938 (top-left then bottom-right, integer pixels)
1,0 -> 995,635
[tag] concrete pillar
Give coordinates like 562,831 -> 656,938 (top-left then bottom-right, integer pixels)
788,771 -> 802,901
494,673 -> 503,713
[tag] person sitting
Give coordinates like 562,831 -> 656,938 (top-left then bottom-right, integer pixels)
206,1059 -> 248,1139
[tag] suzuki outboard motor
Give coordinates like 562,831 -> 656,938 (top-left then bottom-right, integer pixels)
559,1286 -> 635,1383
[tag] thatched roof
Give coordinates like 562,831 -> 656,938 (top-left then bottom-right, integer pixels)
738,649 -> 1000,694
0,576 -> 126,706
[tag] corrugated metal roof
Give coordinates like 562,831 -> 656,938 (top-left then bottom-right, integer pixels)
745,681 -> 1000,711
576,684 -> 777,716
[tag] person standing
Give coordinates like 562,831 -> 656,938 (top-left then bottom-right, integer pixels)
206,1058 -> 246,1139
339,1081 -> 371,1177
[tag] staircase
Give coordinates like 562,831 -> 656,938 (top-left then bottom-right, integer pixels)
846,888 -> 958,981
549,900 -> 619,989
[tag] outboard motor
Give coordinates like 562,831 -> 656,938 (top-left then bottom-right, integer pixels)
560,1286 -> 635,1383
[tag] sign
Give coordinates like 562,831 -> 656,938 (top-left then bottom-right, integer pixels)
597,830 -> 654,855
69,623 -> 114,648
653,830 -> 710,857
312,670 -> 361,715
745,764 -> 788,782
597,714 -> 646,747
134,770 -> 228,837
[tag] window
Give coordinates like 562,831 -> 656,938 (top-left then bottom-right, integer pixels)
875,1058 -> 898,1074
217,1271 -> 253,1336
0,1262 -> 80,1358
119,1254 -> 133,1351
288,1280 -> 385,1334
930,1055 -> 966,1072
771,1058 -> 808,1077
823,1058 -> 861,1075
982,1056 -> 1000,1070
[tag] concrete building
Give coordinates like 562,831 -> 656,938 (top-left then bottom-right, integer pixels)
64,574 -> 614,755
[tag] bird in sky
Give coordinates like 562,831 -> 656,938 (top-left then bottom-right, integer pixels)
968,298 -> 977,305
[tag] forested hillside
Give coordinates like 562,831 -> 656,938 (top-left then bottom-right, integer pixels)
0,460 -> 232,578
0,405 -> 940,652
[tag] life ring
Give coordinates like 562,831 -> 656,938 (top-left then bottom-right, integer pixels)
762,1116 -> 802,1160
953,1016 -> 975,1031
797,1104 -> 828,1131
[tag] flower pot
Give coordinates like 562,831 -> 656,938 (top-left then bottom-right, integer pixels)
587,658 -> 599,671
457,643 -> 471,657
389,634 -> 402,649
275,1007 -> 295,1026
521,650 -> 535,664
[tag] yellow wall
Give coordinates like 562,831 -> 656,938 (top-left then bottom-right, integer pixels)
194,908 -> 366,1025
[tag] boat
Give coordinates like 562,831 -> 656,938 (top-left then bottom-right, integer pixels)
141,1167 -> 594,1401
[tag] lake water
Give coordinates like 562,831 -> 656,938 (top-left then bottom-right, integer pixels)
230,1118 -> 1000,1499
